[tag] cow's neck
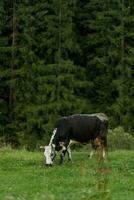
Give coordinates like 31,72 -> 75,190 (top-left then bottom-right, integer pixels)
49,128 -> 57,146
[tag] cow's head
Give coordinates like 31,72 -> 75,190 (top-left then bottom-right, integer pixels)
40,144 -> 56,166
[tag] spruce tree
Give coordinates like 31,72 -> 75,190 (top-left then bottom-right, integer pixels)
112,0 -> 134,131
0,0 -> 19,145
75,0 -> 117,113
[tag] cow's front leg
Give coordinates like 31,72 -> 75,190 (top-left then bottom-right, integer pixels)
60,149 -> 67,164
59,141 -> 70,164
66,146 -> 72,161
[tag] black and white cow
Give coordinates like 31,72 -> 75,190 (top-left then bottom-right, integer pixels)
41,113 -> 108,165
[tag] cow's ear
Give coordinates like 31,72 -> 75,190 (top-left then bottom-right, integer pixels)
39,146 -> 45,150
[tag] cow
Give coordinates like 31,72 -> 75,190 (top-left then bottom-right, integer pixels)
41,113 -> 108,166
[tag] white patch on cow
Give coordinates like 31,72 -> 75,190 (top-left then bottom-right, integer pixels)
59,142 -> 67,152
62,146 -> 66,151
90,113 -> 108,122
52,144 -> 56,148
69,140 -> 80,145
70,113 -> 108,122
49,128 -> 57,146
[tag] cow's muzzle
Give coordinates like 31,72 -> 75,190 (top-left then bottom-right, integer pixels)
45,163 -> 52,167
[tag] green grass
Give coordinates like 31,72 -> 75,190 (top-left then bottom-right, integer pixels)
0,148 -> 134,200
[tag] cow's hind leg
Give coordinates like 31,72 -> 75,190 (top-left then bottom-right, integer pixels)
89,140 -> 97,158
100,120 -> 108,159
94,137 -> 107,159
102,137 -> 107,159
90,138 -> 106,159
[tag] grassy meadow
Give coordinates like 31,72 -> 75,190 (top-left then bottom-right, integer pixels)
0,148 -> 134,200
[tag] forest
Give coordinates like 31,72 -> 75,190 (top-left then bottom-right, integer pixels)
0,0 -> 134,149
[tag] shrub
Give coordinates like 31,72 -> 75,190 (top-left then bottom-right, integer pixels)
108,127 -> 134,150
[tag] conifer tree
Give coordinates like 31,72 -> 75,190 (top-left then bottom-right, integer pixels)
0,0 -> 8,142
75,0 -> 118,113
112,0 -> 134,131
0,0 -> 19,144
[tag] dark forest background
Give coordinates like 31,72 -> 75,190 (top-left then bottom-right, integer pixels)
0,0 -> 134,149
